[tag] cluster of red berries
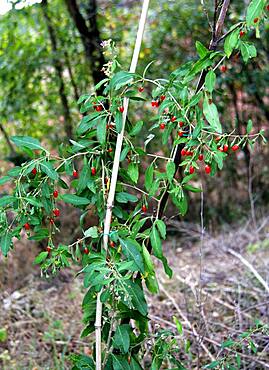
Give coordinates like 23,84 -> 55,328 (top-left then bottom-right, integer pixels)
218,144 -> 239,152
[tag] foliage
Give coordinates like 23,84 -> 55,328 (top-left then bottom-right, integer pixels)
0,0 -> 268,369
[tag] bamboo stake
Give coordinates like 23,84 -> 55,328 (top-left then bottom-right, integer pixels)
94,1 -> 150,368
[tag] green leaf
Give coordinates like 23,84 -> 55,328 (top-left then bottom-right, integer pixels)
124,280 -> 148,316
166,161 -> 175,182
33,251 -> 48,264
84,226 -> 99,238
246,0 -> 266,27
96,116 -> 107,144
76,113 -> 100,135
150,225 -> 162,259
204,361 -> 221,369
195,41 -> 209,58
25,197 -> 43,207
1,232 -> 12,257
115,110 -> 123,133
120,146 -> 130,161
240,42 -> 257,63
145,164 -> 154,192
127,162 -> 139,184
11,136 -> 46,152
120,238 -> 145,273
142,245 -> 154,273
155,220 -> 166,239
112,354 -> 130,370
224,28 -> 240,58
61,194 -> 91,206
247,119 -> 253,134
183,184 -> 202,193
173,316 -> 183,334
0,176 -> 12,186
113,324 -> 130,353
77,165 -> 89,193
110,71 -> 136,90
129,120 -> 144,136
0,195 -> 16,208
130,358 -> 143,370
40,161 -> 58,180
205,70 -> 216,93
116,192 -> 138,203
203,94 -> 222,133
188,92 -> 202,108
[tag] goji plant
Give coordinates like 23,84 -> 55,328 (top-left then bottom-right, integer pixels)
0,1 -> 268,369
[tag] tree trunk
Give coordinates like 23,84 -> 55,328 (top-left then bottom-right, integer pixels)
0,123 -> 16,155
64,50 -> 80,102
64,0 -> 105,90
41,0 -> 73,140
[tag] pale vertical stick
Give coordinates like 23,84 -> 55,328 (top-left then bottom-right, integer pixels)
95,1 -> 150,369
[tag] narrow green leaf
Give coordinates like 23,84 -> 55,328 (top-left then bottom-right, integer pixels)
120,238 -> 145,273
11,136 -> 46,152
129,120 -> 144,136
155,220 -> 166,239
40,161 -> 58,180
113,325 -> 130,354
34,251 -> 48,264
166,161 -> 176,182
205,70 -> 216,93
127,162 -> 139,184
150,225 -> 162,259
96,117 -> 107,144
61,194 -> 91,206
203,94 -> 222,133
1,232 -> 12,256
145,164 -> 154,192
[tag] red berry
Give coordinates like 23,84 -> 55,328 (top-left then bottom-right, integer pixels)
189,166 -> 195,174
49,218 -> 54,225
220,65 -> 227,73
84,247 -> 89,255
73,170 -> 78,178
104,177 -> 109,184
215,136 -> 221,142
108,148 -> 113,153
187,151 -> 193,156
160,95 -> 166,101
179,121 -> 184,127
109,241 -> 115,248
205,165 -> 211,174
53,208 -> 60,217
240,31 -> 245,38
46,246 -> 51,253
119,106 -> 124,113
31,168 -> 37,175
198,154 -> 204,161
91,167 -> 96,175
170,116 -> 176,122
218,147 -> 224,152
142,205 -> 147,213
95,105 -> 103,112
138,86 -> 144,92
151,101 -> 159,107
53,190 -> 58,198
24,223 -> 30,230
181,148 -> 187,156
159,123 -> 166,130
232,144 -> 239,152
254,17 -> 259,23
223,144 -> 229,153
178,131 -> 183,137
267,5 -> 269,11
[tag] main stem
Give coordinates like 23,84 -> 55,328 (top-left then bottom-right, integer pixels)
94,1 -> 150,369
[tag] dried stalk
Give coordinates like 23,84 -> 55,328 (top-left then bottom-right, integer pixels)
94,1 -> 150,368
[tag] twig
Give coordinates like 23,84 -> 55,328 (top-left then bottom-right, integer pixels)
158,281 -> 215,361
227,248 -> 269,294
